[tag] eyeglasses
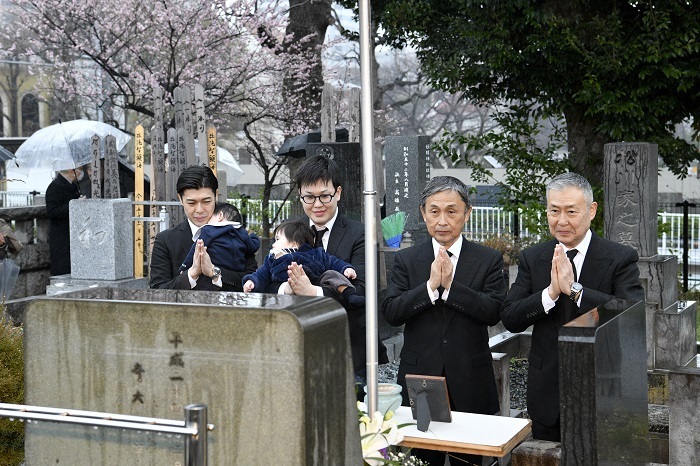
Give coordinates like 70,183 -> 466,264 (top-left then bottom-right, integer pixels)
300,188 -> 338,205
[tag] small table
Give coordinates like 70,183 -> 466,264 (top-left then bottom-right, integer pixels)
392,407 -> 531,457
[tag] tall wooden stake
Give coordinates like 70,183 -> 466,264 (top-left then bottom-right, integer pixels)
134,125 -> 145,277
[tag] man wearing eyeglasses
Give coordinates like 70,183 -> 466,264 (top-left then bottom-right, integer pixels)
285,155 -> 388,385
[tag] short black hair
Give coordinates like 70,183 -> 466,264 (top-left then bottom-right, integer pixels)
420,176 -> 471,210
176,165 -> 218,197
294,156 -> 342,192
214,202 -> 241,222
273,218 -> 315,247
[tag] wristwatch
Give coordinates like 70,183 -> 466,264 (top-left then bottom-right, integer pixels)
569,282 -> 583,301
211,266 -> 221,279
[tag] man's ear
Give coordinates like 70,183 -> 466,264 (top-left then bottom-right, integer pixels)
335,185 -> 342,201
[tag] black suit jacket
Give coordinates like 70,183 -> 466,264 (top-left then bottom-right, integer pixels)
501,232 -> 645,426
149,220 -> 258,291
382,238 -> 506,414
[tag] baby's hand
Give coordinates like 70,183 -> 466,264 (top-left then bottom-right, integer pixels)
243,280 -> 255,292
283,282 -> 295,295
344,268 -> 357,280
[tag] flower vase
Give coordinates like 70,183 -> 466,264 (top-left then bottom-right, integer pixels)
364,383 -> 403,416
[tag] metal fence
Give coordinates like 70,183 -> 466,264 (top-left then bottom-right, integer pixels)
228,198 -> 291,231
0,402 -> 213,465
0,191 -> 35,207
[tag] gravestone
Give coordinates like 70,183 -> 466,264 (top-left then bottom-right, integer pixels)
384,136 -> 431,245
69,198 -> 133,280
603,142 -> 691,371
305,142 -> 362,222
47,199 -> 145,295
558,299 -> 648,464
23,289 -> 361,465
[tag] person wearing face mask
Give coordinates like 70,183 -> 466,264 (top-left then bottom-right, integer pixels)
45,165 -> 90,275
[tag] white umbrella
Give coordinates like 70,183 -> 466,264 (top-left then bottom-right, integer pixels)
216,146 -> 245,187
14,119 -> 131,173
170,140 -> 245,187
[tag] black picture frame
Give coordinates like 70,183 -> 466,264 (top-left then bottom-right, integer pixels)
405,374 -> 452,425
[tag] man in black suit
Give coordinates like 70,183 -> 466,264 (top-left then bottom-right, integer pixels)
149,165 -> 257,290
501,172 -> 645,442
382,176 -> 506,465
284,155 -> 388,386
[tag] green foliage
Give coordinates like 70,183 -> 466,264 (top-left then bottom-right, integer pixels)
435,101 -> 569,237
0,317 -> 24,466
376,0 -> 700,186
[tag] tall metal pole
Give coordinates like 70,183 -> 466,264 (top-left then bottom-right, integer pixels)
358,0 -> 379,416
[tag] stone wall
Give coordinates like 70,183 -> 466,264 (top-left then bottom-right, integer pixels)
0,205 -> 51,299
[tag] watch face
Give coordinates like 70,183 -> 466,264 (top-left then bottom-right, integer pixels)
572,282 -> 583,292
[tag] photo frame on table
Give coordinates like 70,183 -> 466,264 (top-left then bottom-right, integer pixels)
406,374 -> 452,431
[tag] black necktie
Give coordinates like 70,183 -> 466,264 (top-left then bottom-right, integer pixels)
313,227 -> 328,249
566,249 -> 578,281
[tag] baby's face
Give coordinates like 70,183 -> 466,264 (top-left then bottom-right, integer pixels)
272,231 -> 297,251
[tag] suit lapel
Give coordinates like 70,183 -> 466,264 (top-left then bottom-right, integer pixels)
578,233 -> 608,291
177,221 -> 194,261
442,238 -> 481,333
326,215 -> 346,255
413,242 -> 443,330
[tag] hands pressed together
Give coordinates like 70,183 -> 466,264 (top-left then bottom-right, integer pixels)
548,243 -> 576,301
428,247 -> 453,293
188,239 -> 216,281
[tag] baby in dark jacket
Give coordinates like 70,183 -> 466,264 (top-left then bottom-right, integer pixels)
242,218 -> 364,307
179,202 -> 260,290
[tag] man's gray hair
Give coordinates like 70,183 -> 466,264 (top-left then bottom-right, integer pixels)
420,176 -> 471,210
546,172 -> 594,205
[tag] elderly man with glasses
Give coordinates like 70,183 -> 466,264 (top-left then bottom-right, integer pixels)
283,155 -> 388,392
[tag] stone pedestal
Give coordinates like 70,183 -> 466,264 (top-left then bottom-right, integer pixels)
23,289 -> 360,465
559,299 -> 648,464
45,274 -> 147,296
69,198 -> 134,280
654,300 -> 697,369
669,360 -> 700,465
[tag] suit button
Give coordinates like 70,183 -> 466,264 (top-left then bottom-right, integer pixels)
441,338 -> 448,344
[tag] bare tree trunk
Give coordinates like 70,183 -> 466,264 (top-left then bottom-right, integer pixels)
565,109 -> 608,189
286,0 -> 334,130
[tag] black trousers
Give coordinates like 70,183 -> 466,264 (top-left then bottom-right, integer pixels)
531,416 -> 561,442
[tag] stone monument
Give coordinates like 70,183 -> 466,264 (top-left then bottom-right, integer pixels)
383,136 -> 431,245
47,198 -> 147,295
23,289 -> 361,465
603,142 -> 697,373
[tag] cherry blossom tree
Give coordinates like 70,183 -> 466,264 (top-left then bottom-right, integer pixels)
1,0 -> 318,235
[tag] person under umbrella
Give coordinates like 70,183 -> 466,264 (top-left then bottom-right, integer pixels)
45,165 -> 90,276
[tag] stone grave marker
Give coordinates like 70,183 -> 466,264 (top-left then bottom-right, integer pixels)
68,198 -> 134,281
23,289 -> 361,465
384,136 -> 431,245
558,298 -> 648,464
